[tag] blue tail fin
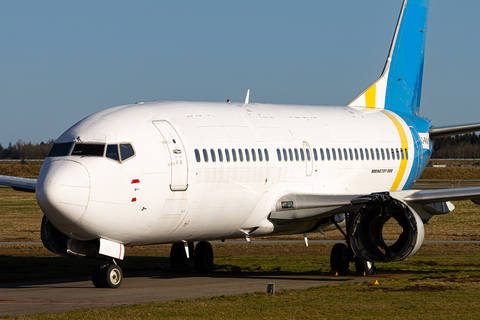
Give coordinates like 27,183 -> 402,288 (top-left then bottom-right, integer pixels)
347,0 -> 429,116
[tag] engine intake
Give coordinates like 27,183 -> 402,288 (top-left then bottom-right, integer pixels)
349,193 -> 424,263
41,215 -> 98,258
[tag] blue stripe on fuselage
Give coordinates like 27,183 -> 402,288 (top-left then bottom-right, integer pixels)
394,112 -> 432,189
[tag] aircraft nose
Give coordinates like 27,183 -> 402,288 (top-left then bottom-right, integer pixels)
36,160 -> 90,227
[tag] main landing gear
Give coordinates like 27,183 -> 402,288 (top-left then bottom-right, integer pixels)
329,215 -> 376,276
92,259 -> 123,288
169,241 -> 214,273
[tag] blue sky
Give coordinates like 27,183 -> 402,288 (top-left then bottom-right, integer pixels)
0,0 -> 478,146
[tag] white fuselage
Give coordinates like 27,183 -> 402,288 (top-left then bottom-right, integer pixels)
36,101 -> 430,246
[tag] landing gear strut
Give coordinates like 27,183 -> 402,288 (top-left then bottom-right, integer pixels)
169,241 -> 214,273
329,214 -> 376,275
92,260 -> 123,288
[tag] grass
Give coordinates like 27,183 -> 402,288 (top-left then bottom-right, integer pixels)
0,164 -> 42,178
420,166 -> 480,180
0,189 -> 43,242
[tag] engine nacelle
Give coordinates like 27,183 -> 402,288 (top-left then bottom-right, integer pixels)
349,194 -> 424,263
41,215 -> 69,256
41,215 -> 98,258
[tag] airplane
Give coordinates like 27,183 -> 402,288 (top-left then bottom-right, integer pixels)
2,0 -> 480,289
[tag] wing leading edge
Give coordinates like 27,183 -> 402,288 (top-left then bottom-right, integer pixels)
0,175 -> 37,193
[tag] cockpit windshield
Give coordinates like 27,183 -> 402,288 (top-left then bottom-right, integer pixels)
47,143 -> 73,157
47,142 -> 135,162
71,144 -> 105,156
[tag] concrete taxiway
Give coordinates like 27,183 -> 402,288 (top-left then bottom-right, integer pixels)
0,270 -> 382,317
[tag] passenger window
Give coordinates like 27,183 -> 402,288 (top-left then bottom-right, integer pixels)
337,148 -> 342,161
306,149 -> 311,161
245,148 -> 250,162
396,148 -> 400,160
282,148 -> 288,162
376,148 -> 380,160
195,149 -> 201,162
360,148 -> 364,160
232,149 -> 237,162
300,149 -> 305,161
354,149 -> 359,160
294,149 -> 299,161
405,148 -> 409,160
288,149 -> 293,161
106,144 -> 120,161
391,148 -> 395,160
225,149 -> 230,162
264,149 -> 269,162
343,148 -> 348,161
400,148 -> 404,160
370,148 -> 374,160
349,148 -> 353,161
238,149 -> 244,162
326,148 -> 330,161
277,149 -> 281,161
203,149 -> 209,162
320,148 -> 325,161
210,149 -> 216,162
313,148 -> 318,161
258,149 -> 263,162
251,149 -> 256,161
332,148 -> 336,161
218,149 -> 223,162
386,149 -> 390,160
381,148 -> 385,160
120,144 -> 135,161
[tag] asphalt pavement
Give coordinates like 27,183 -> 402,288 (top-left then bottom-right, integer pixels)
0,270 -> 375,317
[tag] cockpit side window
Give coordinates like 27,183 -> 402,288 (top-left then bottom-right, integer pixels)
106,144 -> 120,161
47,143 -> 73,157
72,144 -> 105,156
120,143 -> 135,161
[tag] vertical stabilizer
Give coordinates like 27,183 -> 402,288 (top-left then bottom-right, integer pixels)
347,0 -> 429,116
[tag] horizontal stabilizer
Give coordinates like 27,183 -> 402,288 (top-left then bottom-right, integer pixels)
429,122 -> 480,139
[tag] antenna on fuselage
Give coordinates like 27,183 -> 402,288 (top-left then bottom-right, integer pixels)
244,89 -> 250,104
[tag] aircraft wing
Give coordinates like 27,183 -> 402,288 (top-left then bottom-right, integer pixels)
269,187 -> 480,224
0,175 -> 37,193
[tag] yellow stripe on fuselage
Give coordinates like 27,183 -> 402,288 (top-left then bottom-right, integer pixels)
381,110 -> 409,191
365,84 -> 376,108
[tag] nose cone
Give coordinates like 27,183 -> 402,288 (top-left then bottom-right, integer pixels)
36,160 -> 90,227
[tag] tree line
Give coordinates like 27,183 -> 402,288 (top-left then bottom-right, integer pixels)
431,133 -> 480,159
0,140 -> 54,160
0,133 -> 479,160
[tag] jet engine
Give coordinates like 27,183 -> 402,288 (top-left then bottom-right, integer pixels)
349,193 -> 424,263
41,215 -> 98,258
41,215 -> 69,256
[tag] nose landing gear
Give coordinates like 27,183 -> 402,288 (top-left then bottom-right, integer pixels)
92,260 -> 123,288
